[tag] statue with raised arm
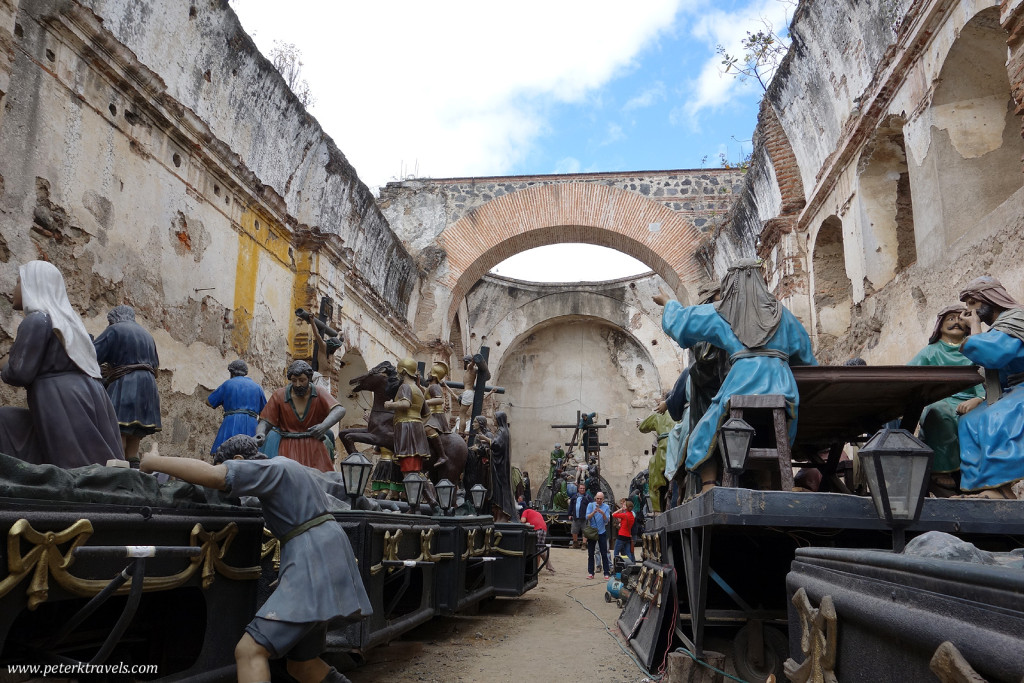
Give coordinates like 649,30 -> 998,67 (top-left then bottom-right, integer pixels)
255,360 -> 344,473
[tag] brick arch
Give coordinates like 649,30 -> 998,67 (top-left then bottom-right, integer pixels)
435,183 -> 706,335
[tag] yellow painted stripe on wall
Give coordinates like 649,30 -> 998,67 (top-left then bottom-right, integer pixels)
233,206 -> 297,355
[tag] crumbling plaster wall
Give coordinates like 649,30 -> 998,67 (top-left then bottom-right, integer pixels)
0,0 -> 421,458
712,0 -> 1024,365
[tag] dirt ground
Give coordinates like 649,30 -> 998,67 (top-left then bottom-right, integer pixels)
350,547 -> 654,683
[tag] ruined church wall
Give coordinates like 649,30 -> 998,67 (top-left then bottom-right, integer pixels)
465,274 -> 686,504
0,0 -> 421,457
712,0 -> 1024,365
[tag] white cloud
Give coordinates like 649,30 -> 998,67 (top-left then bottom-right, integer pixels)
601,122 -> 626,146
553,157 -> 582,174
677,0 -> 792,122
231,0 -> 684,190
623,81 -> 666,111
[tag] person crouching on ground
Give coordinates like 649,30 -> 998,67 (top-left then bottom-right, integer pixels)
520,506 -> 556,574
612,499 -> 636,563
141,435 -> 371,683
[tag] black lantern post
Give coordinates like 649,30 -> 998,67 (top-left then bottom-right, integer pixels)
435,478 -> 456,515
339,452 -> 372,503
403,472 -> 427,514
859,427 -> 933,552
469,483 -> 488,513
718,416 -> 756,475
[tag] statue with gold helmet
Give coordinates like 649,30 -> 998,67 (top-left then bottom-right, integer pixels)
424,360 -> 452,470
383,357 -> 431,475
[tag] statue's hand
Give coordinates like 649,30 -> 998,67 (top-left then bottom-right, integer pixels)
653,291 -> 671,307
254,432 -> 266,447
957,397 -> 984,415
309,423 -> 328,440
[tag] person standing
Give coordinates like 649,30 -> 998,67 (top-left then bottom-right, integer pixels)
93,305 -> 162,464
567,483 -> 592,549
522,470 -> 532,505
521,506 -> 555,574
255,360 -> 345,473
207,360 -> 267,455
586,491 -> 612,580
612,499 -> 636,563
0,261 -> 122,468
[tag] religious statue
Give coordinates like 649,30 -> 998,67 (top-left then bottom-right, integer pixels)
907,305 -> 984,496
0,261 -> 123,468
424,360 -> 451,470
956,276 -> 1024,499
93,305 -> 162,464
637,397 -> 676,512
548,443 -> 565,493
383,358 -> 430,478
140,435 -> 368,683
297,309 -> 342,396
450,355 -> 478,437
488,411 -> 517,521
464,414 -> 493,509
207,359 -> 268,455
255,360 -> 345,473
653,259 -> 817,494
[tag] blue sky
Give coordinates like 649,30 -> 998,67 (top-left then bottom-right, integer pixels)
231,0 -> 792,280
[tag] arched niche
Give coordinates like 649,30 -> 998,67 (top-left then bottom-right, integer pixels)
907,7 -> 1024,264
856,116 -> 916,291
492,315 -> 670,507
811,215 -> 854,347
335,349 -> 369,429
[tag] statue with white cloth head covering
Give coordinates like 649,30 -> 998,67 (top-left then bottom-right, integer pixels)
0,261 -> 123,468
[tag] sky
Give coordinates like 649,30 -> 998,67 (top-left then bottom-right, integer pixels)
230,0 -> 792,281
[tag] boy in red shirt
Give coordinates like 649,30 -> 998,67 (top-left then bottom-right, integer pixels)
521,507 -> 556,574
612,499 -> 636,563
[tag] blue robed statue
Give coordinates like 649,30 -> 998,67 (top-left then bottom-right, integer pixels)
653,259 -> 816,494
207,360 -> 267,454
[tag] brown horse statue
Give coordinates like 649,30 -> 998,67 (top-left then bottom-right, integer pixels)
339,361 -> 468,488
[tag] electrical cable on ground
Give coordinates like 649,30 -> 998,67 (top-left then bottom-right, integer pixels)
564,583 -> 662,681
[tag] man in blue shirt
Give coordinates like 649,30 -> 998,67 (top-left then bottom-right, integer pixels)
567,484 -> 592,549
586,492 -> 612,580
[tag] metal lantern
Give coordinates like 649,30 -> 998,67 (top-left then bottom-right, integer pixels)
435,478 -> 456,511
718,417 -> 756,474
860,428 -> 933,550
469,483 -> 488,511
403,472 -> 427,511
339,451 -> 372,498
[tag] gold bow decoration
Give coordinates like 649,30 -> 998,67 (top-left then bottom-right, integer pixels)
261,528 -> 281,573
0,519 -> 261,610
486,529 -> 523,557
462,528 -> 487,560
370,529 -> 404,575
784,587 -> 838,683
416,529 -> 453,563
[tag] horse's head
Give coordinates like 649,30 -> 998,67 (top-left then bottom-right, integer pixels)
350,361 -> 401,400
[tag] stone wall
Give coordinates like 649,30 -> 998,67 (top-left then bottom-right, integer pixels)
709,0 -> 1024,365
0,0 -> 422,457
379,169 -> 744,256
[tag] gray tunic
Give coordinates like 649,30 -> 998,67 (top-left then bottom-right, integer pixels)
224,457 -> 372,623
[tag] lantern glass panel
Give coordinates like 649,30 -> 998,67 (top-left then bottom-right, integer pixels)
340,452 -> 371,498
878,453 -> 929,521
404,472 -> 426,506
469,483 -> 487,510
435,479 -> 456,509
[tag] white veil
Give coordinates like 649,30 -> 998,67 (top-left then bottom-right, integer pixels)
19,261 -> 102,378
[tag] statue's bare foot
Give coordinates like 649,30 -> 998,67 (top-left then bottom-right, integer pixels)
700,479 -> 717,494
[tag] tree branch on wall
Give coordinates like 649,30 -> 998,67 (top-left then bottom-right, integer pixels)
716,0 -> 796,92
269,40 -> 316,109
